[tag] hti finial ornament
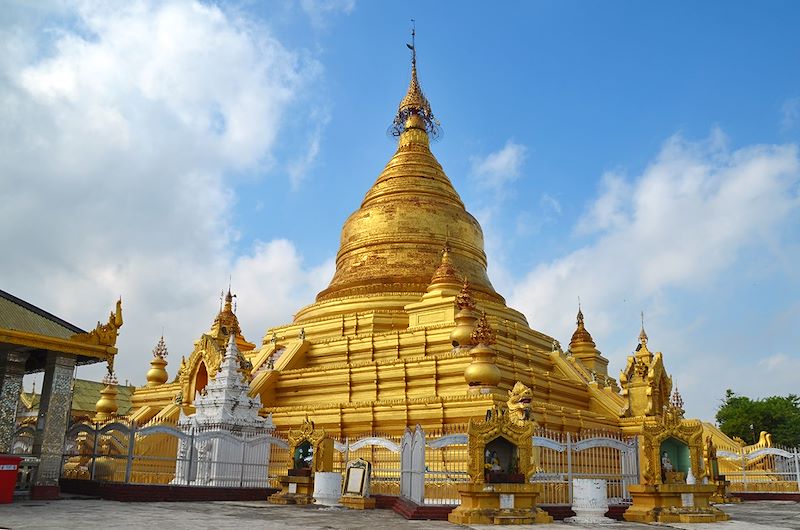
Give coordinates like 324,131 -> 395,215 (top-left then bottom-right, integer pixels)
390,20 -> 441,139
456,278 -> 476,310
152,335 -> 168,359
471,311 -> 496,346
639,310 -> 648,345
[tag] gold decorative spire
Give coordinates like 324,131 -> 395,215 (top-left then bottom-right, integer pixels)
569,306 -> 596,349
95,369 -> 119,422
471,311 -> 496,346
429,241 -> 460,287
152,335 -> 168,359
391,21 -> 440,138
451,278 -> 479,348
670,386 -> 684,410
224,288 -> 234,312
146,335 -> 169,386
464,311 -> 501,391
212,288 -> 239,336
455,279 -> 476,310
638,311 -> 648,346
209,288 -> 255,352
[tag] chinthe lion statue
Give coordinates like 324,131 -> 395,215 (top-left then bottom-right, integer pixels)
507,381 -> 533,426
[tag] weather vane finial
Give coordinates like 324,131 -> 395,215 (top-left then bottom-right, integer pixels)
407,19 -> 416,66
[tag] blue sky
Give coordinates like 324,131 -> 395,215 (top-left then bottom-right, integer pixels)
2,1 -> 799,422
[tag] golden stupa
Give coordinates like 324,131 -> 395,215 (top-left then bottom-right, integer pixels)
130,47 -> 642,437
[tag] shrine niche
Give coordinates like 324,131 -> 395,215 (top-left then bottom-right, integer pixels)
448,382 -> 553,525
623,395 -> 729,523
660,436 -> 691,484
268,418 -> 333,505
484,436 -> 524,484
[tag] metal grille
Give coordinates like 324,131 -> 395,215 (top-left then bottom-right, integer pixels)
347,434 -> 402,496
57,420 -> 644,504
399,425 -> 638,506
60,420 -> 286,488
267,442 -> 290,488
717,445 -> 800,493
531,428 -> 638,506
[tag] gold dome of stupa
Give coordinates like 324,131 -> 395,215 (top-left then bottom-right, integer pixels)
298,45 -> 502,322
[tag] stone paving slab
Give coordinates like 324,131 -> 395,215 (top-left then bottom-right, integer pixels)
1,499 -> 799,530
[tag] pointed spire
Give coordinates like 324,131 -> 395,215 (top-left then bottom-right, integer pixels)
103,368 -> 118,386
152,335 -> 169,359
455,278 -> 476,310
471,311 -> 496,346
670,386 -> 684,411
391,22 -> 440,138
570,304 -> 596,348
224,331 -> 239,362
224,288 -> 234,312
209,287 -> 251,349
429,240 -> 460,287
639,311 -> 648,346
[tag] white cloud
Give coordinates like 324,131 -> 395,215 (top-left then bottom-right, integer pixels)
470,140 -> 528,191
575,171 -> 631,235
300,0 -> 356,29
540,193 -> 562,215
757,352 -> 797,372
232,240 -> 335,341
0,1 -> 331,384
510,130 -> 800,347
287,108 -> 330,190
507,131 -> 800,421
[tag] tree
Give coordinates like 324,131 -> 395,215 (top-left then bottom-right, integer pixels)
716,389 -> 800,447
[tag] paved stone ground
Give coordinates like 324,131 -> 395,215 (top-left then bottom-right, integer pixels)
0,499 -> 799,529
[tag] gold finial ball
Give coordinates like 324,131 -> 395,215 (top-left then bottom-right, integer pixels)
146,357 -> 169,386
464,345 -> 502,387
95,385 -> 118,416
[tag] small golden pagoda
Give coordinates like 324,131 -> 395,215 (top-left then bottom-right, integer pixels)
619,327 -> 728,523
